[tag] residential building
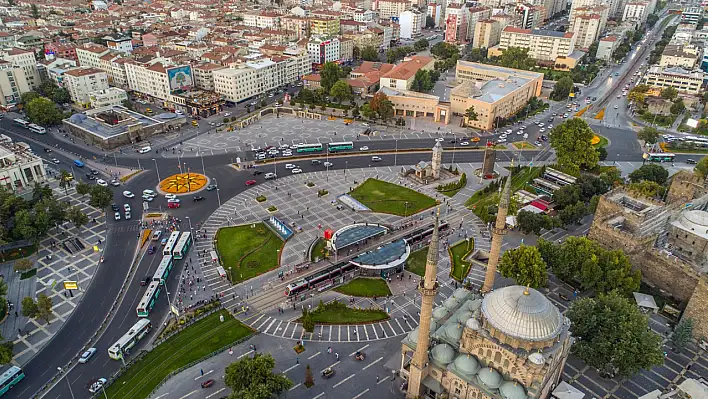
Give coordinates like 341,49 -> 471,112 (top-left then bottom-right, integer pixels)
399,10 -> 424,39
89,87 -> 128,108
307,36 -> 341,66
353,9 -> 379,22
380,55 -> 434,90
63,67 -> 110,108
513,3 -> 544,30
427,1 -> 443,27
570,13 -> 606,50
467,7 -> 493,43
340,38 -> 355,62
445,4 -> 470,44
44,42 -> 78,62
243,11 -> 282,29
39,58 -> 78,88
373,0 -> 410,20
492,27 -> 576,63
1,48 -> 39,89
106,37 -> 134,54
660,45 -> 698,69
642,65 -> 705,95
76,44 -> 110,69
453,61 -> 544,130
99,53 -> 130,89
193,63 -> 225,91
0,61 -> 31,109
681,7 -> 704,24
596,35 -> 620,61
570,5 -> 609,36
125,61 -> 172,102
473,19 -> 502,49
0,140 -> 47,191
281,16 -> 310,39
310,18 -> 341,36
623,1 -> 649,22
213,56 -> 303,103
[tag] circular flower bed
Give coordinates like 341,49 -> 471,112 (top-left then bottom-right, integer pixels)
159,173 -> 208,194
591,135 -> 601,145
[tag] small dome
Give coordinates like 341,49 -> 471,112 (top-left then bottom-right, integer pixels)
466,317 -> 481,330
466,299 -> 482,312
481,285 -> 562,342
444,297 -> 460,310
500,381 -> 527,399
408,328 -> 420,345
433,306 -> 450,320
431,343 -> 455,365
528,353 -> 545,365
454,354 -> 480,376
445,322 -> 463,341
477,367 -> 503,390
456,310 -> 472,324
453,288 -> 469,299
69,114 -> 87,124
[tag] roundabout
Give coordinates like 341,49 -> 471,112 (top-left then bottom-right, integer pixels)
158,172 -> 208,194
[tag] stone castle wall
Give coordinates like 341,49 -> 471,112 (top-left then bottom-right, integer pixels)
683,278 -> 708,340
666,170 -> 708,205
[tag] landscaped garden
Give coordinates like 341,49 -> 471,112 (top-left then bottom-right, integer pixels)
449,239 -> 474,282
301,301 -> 388,329
310,238 -> 328,262
333,278 -> 391,297
349,178 -> 437,216
466,166 -> 541,223
215,223 -> 283,283
104,310 -> 253,399
406,246 -> 429,277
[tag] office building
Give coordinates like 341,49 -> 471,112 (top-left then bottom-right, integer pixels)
213,56 -> 309,104
0,140 -> 47,191
643,65 -> 705,95
681,7 -> 704,24
307,37 -> 341,66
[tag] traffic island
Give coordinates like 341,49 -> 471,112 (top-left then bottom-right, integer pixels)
158,172 -> 208,194
215,223 -> 283,284
300,301 -> 389,329
449,239 -> 474,282
348,178 -> 437,216
333,277 -> 392,297
406,246 -> 429,277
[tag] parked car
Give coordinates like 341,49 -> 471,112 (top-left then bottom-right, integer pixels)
252,170 -> 263,176
686,159 -> 697,164
114,212 -> 121,221
111,203 -> 119,212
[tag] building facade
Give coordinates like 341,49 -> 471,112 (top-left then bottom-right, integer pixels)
64,67 -> 110,108
493,27 -> 576,62
0,140 -> 47,191
89,87 -> 128,108
307,37 -> 341,66
473,19 -> 502,49
399,10 -> 424,39
642,65 -> 705,95
380,55 -> 434,90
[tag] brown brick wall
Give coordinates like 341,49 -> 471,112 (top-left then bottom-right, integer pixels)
682,278 -> 708,340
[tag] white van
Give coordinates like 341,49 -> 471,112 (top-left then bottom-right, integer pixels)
138,146 -> 152,154
142,189 -> 156,197
264,172 -> 277,180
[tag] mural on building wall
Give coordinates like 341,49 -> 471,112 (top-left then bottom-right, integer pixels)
167,65 -> 194,91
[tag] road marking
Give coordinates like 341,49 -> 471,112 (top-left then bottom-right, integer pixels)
194,370 -> 213,380
349,344 -> 369,356
178,390 -> 197,399
378,376 -> 390,384
353,388 -> 370,399
153,394 -> 169,399
289,383 -> 302,391
238,350 -> 254,359
362,357 -> 383,370
282,321 -> 290,337
249,314 -> 265,326
308,351 -> 321,360
313,393 -> 325,399
321,361 -> 340,373
291,324 -> 297,338
282,364 -> 299,373
206,388 -> 226,399
333,374 -> 355,388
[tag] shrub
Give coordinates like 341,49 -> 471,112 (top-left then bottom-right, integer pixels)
256,195 -> 267,202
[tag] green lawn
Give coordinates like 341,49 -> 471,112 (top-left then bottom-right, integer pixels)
349,178 -> 437,216
593,135 -> 609,149
449,239 -> 474,282
20,268 -> 37,280
307,307 -> 389,324
466,167 -> 541,223
407,247 -> 429,277
334,278 -> 391,297
216,223 -> 283,284
0,244 -> 37,262
311,238 -> 327,262
104,310 -> 253,399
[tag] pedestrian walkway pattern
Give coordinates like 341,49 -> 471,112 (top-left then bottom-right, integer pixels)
0,182 -> 107,365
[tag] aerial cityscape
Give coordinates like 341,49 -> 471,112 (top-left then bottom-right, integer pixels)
0,0 -> 706,398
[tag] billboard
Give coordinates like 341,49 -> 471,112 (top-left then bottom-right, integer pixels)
167,65 -> 194,91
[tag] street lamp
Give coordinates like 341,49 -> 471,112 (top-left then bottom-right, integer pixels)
57,367 -> 76,399
185,216 -> 193,232
200,149 -> 206,175
451,133 -> 457,166
152,158 -> 161,182
213,177 -> 222,207
394,138 -> 398,167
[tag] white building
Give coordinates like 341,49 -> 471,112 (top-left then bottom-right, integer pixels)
427,2 -> 443,27
0,60 -> 31,109
0,140 -> 47,191
125,60 -> 172,102
106,37 -> 134,54
1,48 -> 40,89
399,10 -> 423,39
307,37 -> 341,65
354,9 -> 379,21
495,27 -> 577,62
643,65 -> 705,95
622,1 -> 649,23
681,7 -> 703,24
76,44 -> 111,69
243,11 -> 282,29
63,67 -> 109,108
89,87 -> 128,108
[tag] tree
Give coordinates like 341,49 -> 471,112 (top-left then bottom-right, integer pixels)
637,126 -> 659,144
596,146 -> 607,161
516,210 -> 553,235
660,87 -> 678,101
694,157 -> 708,177
628,180 -> 665,198
550,76 -> 574,101
552,184 -> 581,209
627,84 -> 650,104
75,182 -> 91,197
352,46 -> 361,60
467,47 -> 487,62
31,3 -> 40,18
360,103 -> 376,120
413,38 -> 429,52
498,245 -> 548,288
0,340 -> 12,364
53,88 -> 70,104
20,91 -> 40,105
496,46 -> 535,70
369,92 -> 394,121
567,292 -> 664,378
329,81 -> 352,104
464,106 -> 478,124
411,70 -> 434,92
670,99 -> 685,115
549,118 -> 599,174
25,97 -> 63,126
224,353 -> 292,399
89,185 -> 113,210
36,294 -> 53,324
360,46 -> 379,61
304,364 -> 314,388
670,318 -> 694,351
13,258 -> 33,273
628,164 -> 669,185
647,13 -> 659,27
21,296 -> 38,318
430,42 -> 459,59
558,201 -> 586,226
320,62 -> 342,93
67,206 -> 89,230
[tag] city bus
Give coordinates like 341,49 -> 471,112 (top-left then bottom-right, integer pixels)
13,119 -> 30,128
162,231 -> 181,256
136,281 -> 162,318
295,143 -> 323,153
28,124 -> 46,134
172,231 -> 193,260
644,152 -> 675,162
0,366 -> 25,397
152,255 -> 174,282
327,141 -> 354,152
108,319 -> 152,360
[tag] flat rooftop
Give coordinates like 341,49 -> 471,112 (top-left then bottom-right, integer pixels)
351,239 -> 410,270
332,224 -> 387,251
64,105 -> 167,139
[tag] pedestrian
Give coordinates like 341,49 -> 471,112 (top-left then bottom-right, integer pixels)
335,352 -> 339,360
200,369 -> 204,376
296,357 -> 299,364
376,376 -> 379,383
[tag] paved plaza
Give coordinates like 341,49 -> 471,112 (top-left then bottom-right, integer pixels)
0,182 -> 107,365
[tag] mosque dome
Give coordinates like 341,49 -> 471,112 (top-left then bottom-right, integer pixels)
453,288 -> 469,299
477,367 -> 503,390
408,328 -> 420,345
444,296 -> 460,310
466,299 -> 482,312
433,306 -> 450,320
675,209 -> 708,235
456,310 -> 472,324
481,285 -> 562,342
445,322 -> 463,341
465,317 -> 481,330
453,354 -> 480,376
528,352 -> 545,365
500,381 -> 528,399
431,343 -> 455,365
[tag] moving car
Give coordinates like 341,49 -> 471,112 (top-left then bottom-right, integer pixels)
148,246 -> 156,254
201,379 -> 215,388
323,162 -> 333,167
285,163 -> 296,169
110,179 -> 120,186
123,191 -> 135,198
322,368 -> 336,379
311,160 -> 322,165
96,179 -> 108,187
371,156 -> 382,162
193,196 -> 205,201
460,141 -> 470,146
88,378 -> 107,393
687,159 -> 697,164
434,137 -> 444,142
51,158 -> 60,164
264,172 -> 277,180
114,212 -> 121,221
359,146 -> 369,151
206,184 -> 217,191
245,180 -> 257,186
252,170 -> 263,176
168,202 -> 180,209
291,168 -> 302,174
142,194 -> 154,202
79,348 -> 97,364
164,194 -> 177,200
137,146 -> 151,154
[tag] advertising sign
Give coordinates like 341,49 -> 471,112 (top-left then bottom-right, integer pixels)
166,65 -> 194,91
63,281 -> 78,290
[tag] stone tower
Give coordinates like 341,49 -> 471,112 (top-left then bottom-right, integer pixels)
406,209 -> 441,399
482,169 -> 512,293
431,141 -> 443,180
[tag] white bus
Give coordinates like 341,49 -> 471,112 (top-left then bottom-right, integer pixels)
28,124 -> 46,134
152,255 -> 174,282
136,281 -> 161,318
172,232 -> 193,260
162,231 -> 181,256
107,319 -> 152,360
13,119 -> 30,128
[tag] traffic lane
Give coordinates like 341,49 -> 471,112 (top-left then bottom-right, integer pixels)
8,229 -> 137,399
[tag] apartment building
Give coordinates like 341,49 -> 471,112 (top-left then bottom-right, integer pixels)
1,48 -> 39,90
643,65 -> 705,95
623,1 -> 649,22
76,44 -> 110,69
445,5 -> 469,44
596,35 -> 620,61
281,16 -> 310,39
213,57 -> 300,103
44,42 -> 78,62
310,18 -> 341,36
89,87 -> 128,108
427,1 -> 443,27
243,11 -> 282,29
681,7 -> 704,24
125,61 -> 172,101
0,60 -> 31,109
399,10 -> 423,39
193,63 -> 225,91
514,3 -> 544,30
473,19 -> 502,49
353,9 -> 379,22
307,36 -> 341,65
98,53 -> 129,89
340,38 -> 355,62
63,67 -> 109,108
492,27 -> 576,62
570,13 -> 605,50
0,140 -> 47,191
467,7 -> 493,43
380,55 -> 434,90
660,45 -> 698,69
373,0 -> 410,20
106,37 -> 133,54
452,61 -> 543,130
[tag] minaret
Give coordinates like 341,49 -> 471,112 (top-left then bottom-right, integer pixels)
406,209 -> 441,399
482,168 -> 512,293
431,141 -> 443,180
